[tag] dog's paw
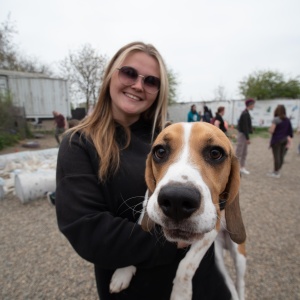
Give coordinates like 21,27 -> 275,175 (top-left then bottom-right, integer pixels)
109,266 -> 136,293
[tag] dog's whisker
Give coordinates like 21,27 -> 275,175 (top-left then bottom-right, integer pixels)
117,195 -> 145,217
129,218 -> 142,238
155,231 -> 167,246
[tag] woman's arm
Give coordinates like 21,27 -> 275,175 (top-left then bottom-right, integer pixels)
214,119 -> 220,128
55,133 -> 178,270
269,123 -> 276,134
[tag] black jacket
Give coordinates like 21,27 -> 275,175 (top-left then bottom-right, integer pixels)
55,118 -> 231,300
215,113 -> 227,133
238,109 -> 253,140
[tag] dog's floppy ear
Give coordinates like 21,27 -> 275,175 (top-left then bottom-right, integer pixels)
225,193 -> 246,244
141,154 -> 156,232
140,190 -> 155,232
145,152 -> 155,193
164,121 -> 172,128
223,156 -> 246,244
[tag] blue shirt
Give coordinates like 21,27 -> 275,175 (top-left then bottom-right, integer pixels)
188,111 -> 200,122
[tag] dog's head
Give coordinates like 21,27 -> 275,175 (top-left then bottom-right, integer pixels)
141,122 -> 246,244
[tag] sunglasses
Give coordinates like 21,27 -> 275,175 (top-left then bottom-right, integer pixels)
117,66 -> 160,94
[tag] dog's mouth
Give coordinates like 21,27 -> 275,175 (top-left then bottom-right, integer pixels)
163,228 -> 204,242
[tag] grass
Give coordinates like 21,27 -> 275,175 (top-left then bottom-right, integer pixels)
252,127 -> 270,138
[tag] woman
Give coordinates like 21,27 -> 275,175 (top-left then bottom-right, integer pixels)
55,41 -> 231,299
213,106 -> 227,134
202,105 -> 212,123
187,104 -> 201,122
268,104 -> 293,178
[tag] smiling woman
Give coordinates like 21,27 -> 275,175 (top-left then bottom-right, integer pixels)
54,41 -> 232,300
109,51 -> 160,126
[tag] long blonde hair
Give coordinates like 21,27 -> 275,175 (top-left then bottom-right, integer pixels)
68,41 -> 169,181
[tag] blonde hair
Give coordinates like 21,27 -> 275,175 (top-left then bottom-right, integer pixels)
68,41 -> 169,181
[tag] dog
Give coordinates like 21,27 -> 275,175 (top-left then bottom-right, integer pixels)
110,122 -> 246,300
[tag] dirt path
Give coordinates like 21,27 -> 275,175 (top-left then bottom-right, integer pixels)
0,136 -> 299,299
0,133 -> 58,155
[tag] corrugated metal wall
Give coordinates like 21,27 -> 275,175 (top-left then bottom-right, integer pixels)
0,70 -> 70,119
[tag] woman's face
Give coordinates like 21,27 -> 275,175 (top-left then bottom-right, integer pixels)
110,51 -> 160,126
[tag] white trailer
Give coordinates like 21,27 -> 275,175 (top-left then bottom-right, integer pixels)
0,69 -> 70,119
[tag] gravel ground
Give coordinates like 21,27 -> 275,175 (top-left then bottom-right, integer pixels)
1,135 -> 299,300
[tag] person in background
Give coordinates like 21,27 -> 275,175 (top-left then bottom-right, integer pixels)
267,104 -> 293,178
187,104 -> 201,122
235,98 -> 255,175
55,41 -> 232,300
213,106 -> 227,134
52,111 -> 66,145
202,105 -> 213,123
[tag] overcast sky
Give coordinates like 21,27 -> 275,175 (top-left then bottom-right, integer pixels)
1,0 -> 300,102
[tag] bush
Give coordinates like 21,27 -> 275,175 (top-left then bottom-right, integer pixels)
0,92 -> 25,150
0,132 -> 20,150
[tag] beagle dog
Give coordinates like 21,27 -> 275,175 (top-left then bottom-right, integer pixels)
110,122 -> 247,300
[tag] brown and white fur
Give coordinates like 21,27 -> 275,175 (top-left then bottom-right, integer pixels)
110,122 -> 246,300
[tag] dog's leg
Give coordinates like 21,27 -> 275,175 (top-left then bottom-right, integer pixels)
214,231 -> 239,300
170,230 -> 218,300
231,242 -> 246,300
109,266 -> 137,293
110,191 -> 150,294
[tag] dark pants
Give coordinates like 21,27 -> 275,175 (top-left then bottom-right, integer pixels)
271,139 -> 287,172
55,127 -> 65,144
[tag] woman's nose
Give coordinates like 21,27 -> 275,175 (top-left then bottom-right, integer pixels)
131,76 -> 144,91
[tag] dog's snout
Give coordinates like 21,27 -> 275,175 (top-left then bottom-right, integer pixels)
158,185 -> 200,222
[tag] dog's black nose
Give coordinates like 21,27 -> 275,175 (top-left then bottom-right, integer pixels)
158,184 -> 200,222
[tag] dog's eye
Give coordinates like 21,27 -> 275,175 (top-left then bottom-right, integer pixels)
209,149 -> 223,160
153,145 -> 167,161
209,148 -> 223,160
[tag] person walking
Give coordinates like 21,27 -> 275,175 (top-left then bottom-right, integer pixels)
235,98 -> 255,175
267,104 -> 293,178
213,106 -> 227,134
187,104 -> 201,122
52,111 -> 66,145
55,41 -> 232,300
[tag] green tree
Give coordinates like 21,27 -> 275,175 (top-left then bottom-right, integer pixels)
239,70 -> 300,100
167,67 -> 179,105
59,44 -> 107,110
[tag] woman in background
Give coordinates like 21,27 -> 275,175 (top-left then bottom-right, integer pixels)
213,106 -> 227,134
268,104 -> 293,178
